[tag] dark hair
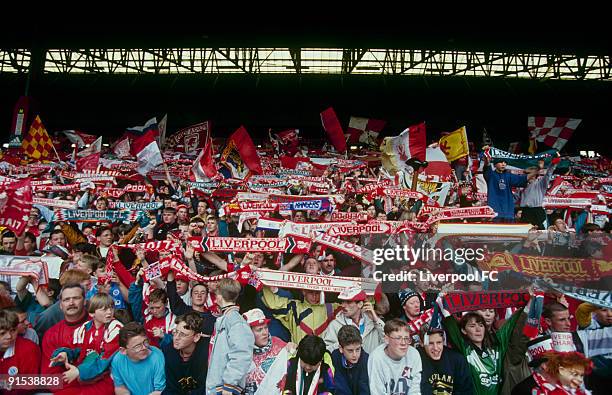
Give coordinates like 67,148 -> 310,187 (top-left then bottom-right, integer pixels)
0,309 -> 18,331
297,335 -> 327,365
23,232 -> 36,244
2,231 -> 16,239
0,280 -> 11,294
50,229 -> 65,238
74,242 -> 97,255
96,226 -> 112,238
581,223 -> 601,234
338,325 -> 362,347
460,312 -> 496,349
119,321 -> 147,347
543,302 -> 569,319
459,312 -> 486,330
149,288 -> 168,304
175,312 -> 203,333
163,207 -> 177,214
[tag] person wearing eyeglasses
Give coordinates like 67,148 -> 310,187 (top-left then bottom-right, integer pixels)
111,322 -> 166,395
368,318 -> 422,395
162,312 -> 209,395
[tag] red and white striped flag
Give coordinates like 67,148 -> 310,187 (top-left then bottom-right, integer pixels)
528,116 -> 581,151
346,116 -> 385,145
191,136 -> 218,181
126,118 -> 163,175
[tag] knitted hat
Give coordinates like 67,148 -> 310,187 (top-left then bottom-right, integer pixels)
398,288 -> 421,307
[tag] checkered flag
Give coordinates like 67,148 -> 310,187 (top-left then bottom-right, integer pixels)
528,116 -> 581,151
21,115 -> 56,161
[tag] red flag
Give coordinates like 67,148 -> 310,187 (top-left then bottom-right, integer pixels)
275,129 -> 300,155
76,136 -> 102,171
191,136 -> 218,181
220,126 -> 263,178
320,107 -> 347,153
0,179 -> 33,235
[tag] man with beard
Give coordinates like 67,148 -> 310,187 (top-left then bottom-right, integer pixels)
418,327 -> 473,394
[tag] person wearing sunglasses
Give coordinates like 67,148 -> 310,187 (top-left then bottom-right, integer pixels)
111,322 -> 166,395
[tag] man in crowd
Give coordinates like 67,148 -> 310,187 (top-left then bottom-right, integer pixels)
40,283 -> 89,394
323,286 -> 385,354
162,312 -> 209,395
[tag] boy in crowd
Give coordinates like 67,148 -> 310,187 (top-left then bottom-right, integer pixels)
0,309 -> 41,394
111,322 -> 166,395
368,319 -> 422,395
284,335 -> 335,395
331,325 -> 370,395
418,326 -> 473,394
162,312 -> 209,395
206,278 -> 254,395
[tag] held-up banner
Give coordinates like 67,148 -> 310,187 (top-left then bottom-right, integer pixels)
201,236 -> 311,254
0,178 -> 33,235
441,291 -> 530,314
535,280 -> 612,308
0,255 -> 52,286
483,252 -> 612,282
330,211 -> 369,222
326,222 -> 394,237
54,209 -> 139,223
255,268 -> 378,295
424,206 -> 497,225
108,201 -> 163,210
32,197 -> 78,209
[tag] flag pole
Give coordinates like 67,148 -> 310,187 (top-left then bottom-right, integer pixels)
50,141 -> 63,165
163,161 -> 176,190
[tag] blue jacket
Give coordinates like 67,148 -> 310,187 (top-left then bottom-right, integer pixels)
331,348 -> 370,395
484,166 -> 527,219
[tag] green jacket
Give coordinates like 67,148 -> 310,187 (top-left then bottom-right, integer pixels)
443,309 -> 524,395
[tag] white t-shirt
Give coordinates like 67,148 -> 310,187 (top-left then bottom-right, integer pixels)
367,343 -> 422,395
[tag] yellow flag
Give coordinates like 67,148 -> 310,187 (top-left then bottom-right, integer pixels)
439,126 -> 469,162
21,115 -> 55,161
